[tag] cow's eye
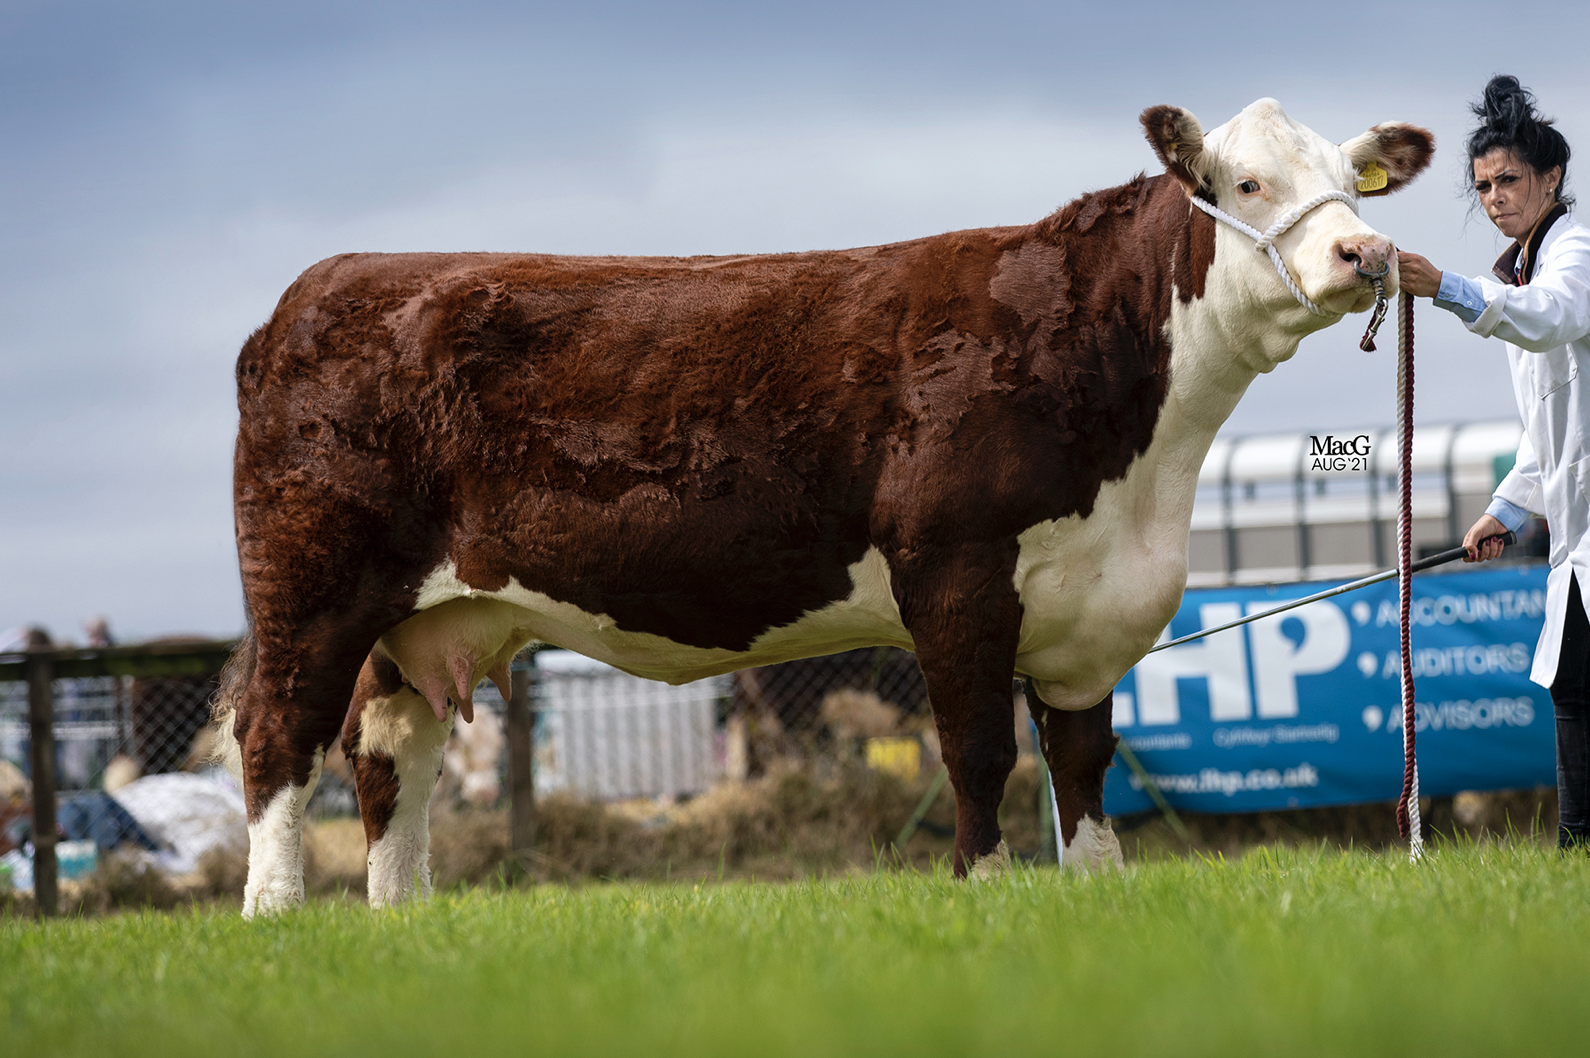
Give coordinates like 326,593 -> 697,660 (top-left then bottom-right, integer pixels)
1238,180 -> 1261,195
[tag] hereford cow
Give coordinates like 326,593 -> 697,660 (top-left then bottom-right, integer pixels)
218,99 -> 1432,915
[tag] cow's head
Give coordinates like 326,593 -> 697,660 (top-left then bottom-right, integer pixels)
1143,98 -> 1433,322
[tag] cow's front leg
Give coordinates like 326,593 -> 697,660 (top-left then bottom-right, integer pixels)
893,546 -> 1023,879
1030,687 -> 1124,872
343,654 -> 452,908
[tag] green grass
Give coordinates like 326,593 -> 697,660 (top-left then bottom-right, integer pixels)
4,842 -> 1588,1056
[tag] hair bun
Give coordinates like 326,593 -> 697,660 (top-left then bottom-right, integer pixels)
1466,74 -> 1570,206
1477,75 -> 1535,135
1469,74 -> 1532,139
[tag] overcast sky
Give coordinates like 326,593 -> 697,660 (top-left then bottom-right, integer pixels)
4,0 -> 1589,643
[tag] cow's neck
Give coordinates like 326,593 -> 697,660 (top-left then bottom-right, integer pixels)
1159,213 -> 1327,476
1120,194 -> 1334,554
1177,215 -> 1326,398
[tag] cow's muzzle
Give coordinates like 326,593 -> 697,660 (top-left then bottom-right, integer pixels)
1335,237 -> 1392,283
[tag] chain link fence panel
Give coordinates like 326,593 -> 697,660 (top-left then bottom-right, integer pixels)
2,641 -> 985,906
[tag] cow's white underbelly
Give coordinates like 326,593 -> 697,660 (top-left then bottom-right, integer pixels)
389,547 -> 914,689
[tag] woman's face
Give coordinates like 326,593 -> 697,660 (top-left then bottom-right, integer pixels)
1473,147 -> 1563,242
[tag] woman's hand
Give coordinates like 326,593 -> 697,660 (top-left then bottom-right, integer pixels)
1395,251 -> 1443,299
1463,514 -> 1510,562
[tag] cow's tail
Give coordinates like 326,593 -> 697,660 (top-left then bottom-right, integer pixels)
209,627 -> 256,780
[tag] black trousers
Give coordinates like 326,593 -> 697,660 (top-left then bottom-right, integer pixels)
1550,574 -> 1590,847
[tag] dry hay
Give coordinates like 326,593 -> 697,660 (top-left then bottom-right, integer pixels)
1116,786 -> 1561,861
819,689 -> 904,740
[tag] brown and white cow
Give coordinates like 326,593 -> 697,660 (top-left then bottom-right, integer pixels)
217,99 -> 1432,915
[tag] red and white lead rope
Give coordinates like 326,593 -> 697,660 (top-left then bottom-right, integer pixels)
1394,291 -> 1423,861
1186,188 -> 1423,860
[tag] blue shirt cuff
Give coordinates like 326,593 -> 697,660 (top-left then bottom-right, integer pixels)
1485,496 -> 1532,533
1434,271 -> 1487,324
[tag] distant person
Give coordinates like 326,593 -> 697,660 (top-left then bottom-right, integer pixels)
82,616 -> 113,648
1398,75 -> 1590,849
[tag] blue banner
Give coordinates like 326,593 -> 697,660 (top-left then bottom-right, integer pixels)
1103,563 -> 1555,815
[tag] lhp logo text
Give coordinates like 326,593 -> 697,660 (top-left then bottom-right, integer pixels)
1115,601 -> 1351,727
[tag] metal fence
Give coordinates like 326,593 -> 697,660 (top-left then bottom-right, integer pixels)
0,640 -> 937,914
533,651 -> 724,800
1188,420 -> 1545,586
1,641 -> 240,914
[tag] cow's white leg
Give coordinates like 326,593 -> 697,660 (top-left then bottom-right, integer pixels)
345,655 -> 452,909
968,840 -> 1013,880
242,748 -> 324,919
364,691 -> 450,908
225,620 -> 381,919
1032,688 -> 1125,874
1062,815 -> 1124,873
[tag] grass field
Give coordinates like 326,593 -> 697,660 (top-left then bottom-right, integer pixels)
4,842 -> 1588,1056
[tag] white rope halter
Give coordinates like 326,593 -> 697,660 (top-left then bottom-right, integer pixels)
1187,189 -> 1358,316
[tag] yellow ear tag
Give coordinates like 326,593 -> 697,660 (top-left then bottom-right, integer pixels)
1356,162 -> 1389,193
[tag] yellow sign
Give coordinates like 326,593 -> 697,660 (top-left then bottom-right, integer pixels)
866,737 -> 922,783
1357,162 -> 1389,193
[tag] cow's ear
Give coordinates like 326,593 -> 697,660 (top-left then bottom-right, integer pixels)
1141,105 -> 1210,195
1340,123 -> 1436,197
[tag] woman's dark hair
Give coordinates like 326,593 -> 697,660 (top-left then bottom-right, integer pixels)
1467,75 -> 1572,206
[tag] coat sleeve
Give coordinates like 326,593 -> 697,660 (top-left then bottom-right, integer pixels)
1466,229 -> 1590,351
1493,427 -> 1544,515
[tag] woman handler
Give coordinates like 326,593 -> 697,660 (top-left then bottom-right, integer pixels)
1398,75 -> 1590,849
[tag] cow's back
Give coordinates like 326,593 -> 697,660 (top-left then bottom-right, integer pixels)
244,246 -> 936,478
236,244 -> 961,656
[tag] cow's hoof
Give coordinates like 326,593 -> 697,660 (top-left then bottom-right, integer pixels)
1062,815 -> 1124,873
366,863 -> 433,910
241,884 -> 303,920
968,839 -> 1013,880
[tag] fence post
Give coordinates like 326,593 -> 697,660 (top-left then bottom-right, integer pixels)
506,654 -> 537,872
26,649 -> 58,917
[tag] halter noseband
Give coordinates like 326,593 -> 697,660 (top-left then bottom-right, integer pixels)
1187,189 -> 1358,316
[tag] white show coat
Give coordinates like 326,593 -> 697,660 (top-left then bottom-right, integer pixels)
1465,211 -> 1590,687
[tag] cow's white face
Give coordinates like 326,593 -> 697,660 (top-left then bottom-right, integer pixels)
1146,98 -> 1434,330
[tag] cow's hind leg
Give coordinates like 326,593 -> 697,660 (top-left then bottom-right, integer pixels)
224,593 -> 410,917
344,653 -> 452,908
1030,687 -> 1124,872
230,642 -> 357,918
242,745 -> 325,917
